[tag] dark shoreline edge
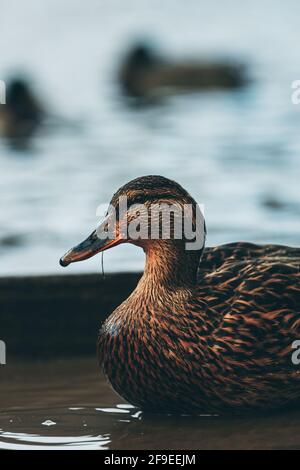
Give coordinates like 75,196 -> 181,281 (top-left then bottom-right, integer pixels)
0,272 -> 141,358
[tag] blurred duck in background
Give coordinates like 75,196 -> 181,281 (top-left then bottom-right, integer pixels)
119,42 -> 248,100
0,77 -> 44,148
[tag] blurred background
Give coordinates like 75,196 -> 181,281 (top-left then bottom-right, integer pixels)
1,0 -> 300,277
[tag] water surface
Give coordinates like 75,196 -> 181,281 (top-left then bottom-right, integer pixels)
1,0 -> 300,276
1,359 -> 300,450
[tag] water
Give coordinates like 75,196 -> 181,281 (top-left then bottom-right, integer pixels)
1,358 -> 300,450
1,0 -> 300,276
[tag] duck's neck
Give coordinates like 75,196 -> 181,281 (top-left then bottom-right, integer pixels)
138,240 -> 202,292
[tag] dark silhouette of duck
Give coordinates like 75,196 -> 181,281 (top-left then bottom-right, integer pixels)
60,175 -> 300,414
119,43 -> 248,99
0,78 -> 43,146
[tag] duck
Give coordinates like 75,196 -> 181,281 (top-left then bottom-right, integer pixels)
119,42 -> 248,100
0,78 -> 44,147
60,175 -> 300,414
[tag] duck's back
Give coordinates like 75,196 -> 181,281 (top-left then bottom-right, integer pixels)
200,242 -> 300,311
195,242 -> 300,410
200,241 -> 300,273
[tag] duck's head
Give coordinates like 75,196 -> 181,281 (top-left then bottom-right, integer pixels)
126,43 -> 156,68
60,175 -> 206,270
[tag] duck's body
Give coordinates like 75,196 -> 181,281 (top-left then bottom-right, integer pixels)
0,78 -> 43,146
60,176 -> 300,414
97,242 -> 300,413
119,43 -> 248,100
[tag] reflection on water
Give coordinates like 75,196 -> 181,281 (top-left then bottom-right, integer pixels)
1,359 -> 300,450
0,428 -> 111,450
3,403 -> 300,450
0,1 -> 300,275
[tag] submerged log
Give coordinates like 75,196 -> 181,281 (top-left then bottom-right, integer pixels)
0,273 -> 141,358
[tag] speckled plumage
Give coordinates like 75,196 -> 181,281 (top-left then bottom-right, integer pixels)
61,175 -> 300,413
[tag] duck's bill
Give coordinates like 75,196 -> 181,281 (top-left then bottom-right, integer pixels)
59,231 -> 121,267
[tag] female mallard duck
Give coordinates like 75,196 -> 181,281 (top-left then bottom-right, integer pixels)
60,175 -> 300,413
119,43 -> 247,99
